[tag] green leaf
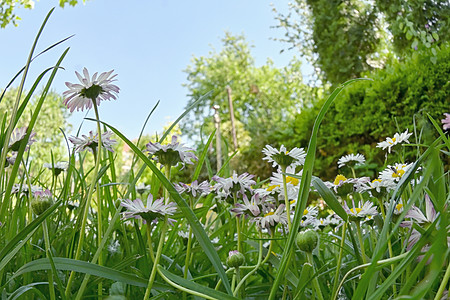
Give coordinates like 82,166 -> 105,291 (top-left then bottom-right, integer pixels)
192,129 -> 216,181
406,31 -> 413,40
157,266 -> 238,300
432,32 -> 439,41
311,176 -> 348,221
10,258 -> 169,291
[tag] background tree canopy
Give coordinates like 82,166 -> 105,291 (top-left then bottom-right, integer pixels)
0,0 -> 86,28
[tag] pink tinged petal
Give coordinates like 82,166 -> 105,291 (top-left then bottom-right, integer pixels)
405,206 -> 428,223
424,195 -> 437,222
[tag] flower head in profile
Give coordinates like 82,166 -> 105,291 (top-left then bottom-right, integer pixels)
146,135 -> 198,168
120,194 -> 177,225
231,193 -> 265,218
135,183 -> 151,195
69,131 -> 116,154
212,171 -> 255,199
262,145 -> 306,169
8,127 -> 36,152
376,129 -> 413,153
253,204 -> 288,232
442,113 -> 450,131
63,68 -> 119,112
174,180 -> 211,197
31,189 -> 53,215
43,161 -> 69,176
337,153 -> 365,168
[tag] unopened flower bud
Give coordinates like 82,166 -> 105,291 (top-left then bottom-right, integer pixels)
296,230 -> 318,252
226,250 -> 245,268
31,189 -> 53,215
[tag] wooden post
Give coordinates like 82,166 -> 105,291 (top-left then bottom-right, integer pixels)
226,86 -> 238,150
213,105 -> 222,171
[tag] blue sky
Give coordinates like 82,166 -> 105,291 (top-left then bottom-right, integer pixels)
0,1 -> 300,139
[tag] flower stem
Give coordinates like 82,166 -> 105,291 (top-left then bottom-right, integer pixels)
42,220 -> 56,300
281,166 -> 292,231
65,99 -> 103,297
233,193 -> 242,252
144,218 -> 168,299
355,221 -> 367,264
306,251 -> 324,300
332,221 -> 347,299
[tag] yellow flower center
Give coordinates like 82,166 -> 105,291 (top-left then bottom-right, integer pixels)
264,211 -> 275,217
334,174 -> 347,185
388,137 -> 396,144
290,199 -> 296,205
396,203 -> 403,211
286,176 -> 299,185
392,169 -> 405,178
267,184 -> 279,192
372,179 -> 381,183
303,208 -> 309,215
350,208 -> 362,214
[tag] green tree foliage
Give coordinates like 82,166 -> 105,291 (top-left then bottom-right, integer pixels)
273,0 -> 450,85
279,46 -> 450,180
0,88 -> 71,173
182,33 -> 313,177
0,0 -> 87,28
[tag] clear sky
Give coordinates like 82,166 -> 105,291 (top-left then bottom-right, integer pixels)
0,0 -> 299,139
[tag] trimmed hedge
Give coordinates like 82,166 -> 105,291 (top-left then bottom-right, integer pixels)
281,45 -> 450,179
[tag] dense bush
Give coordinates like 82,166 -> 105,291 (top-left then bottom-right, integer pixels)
280,45 -> 450,179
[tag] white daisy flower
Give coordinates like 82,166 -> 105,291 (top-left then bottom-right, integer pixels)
174,180 -> 211,197
12,183 -> 42,196
262,144 -> 306,169
384,200 -> 404,215
343,200 -> 378,221
376,129 -> 413,153
269,167 -> 301,201
69,131 -> 116,154
230,193 -> 265,217
337,153 -> 365,168
254,204 -> 288,231
379,163 -> 414,183
8,127 -> 36,151
135,183 -> 151,194
212,171 -> 255,199
43,161 -> 69,176
146,135 -> 197,168
63,68 -> 119,112
120,194 -> 177,225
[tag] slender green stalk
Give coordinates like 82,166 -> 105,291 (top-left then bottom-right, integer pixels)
182,224 -> 193,300
146,222 -> 155,262
281,166 -> 292,231
144,217 -> 169,299
65,100 -> 103,297
42,220 -> 56,300
97,185 -> 103,298
434,261 -> 450,300
355,221 -> 367,264
143,165 -> 172,299
306,252 -> 324,300
332,222 -> 347,298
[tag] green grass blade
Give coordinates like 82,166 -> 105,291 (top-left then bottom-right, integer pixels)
268,78 -> 368,300
157,266 -> 238,300
311,176 -> 348,221
96,121 -> 233,295
192,129 -> 216,181
9,258 -> 170,291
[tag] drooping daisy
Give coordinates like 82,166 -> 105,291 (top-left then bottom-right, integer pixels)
442,113 -> 450,131
337,153 -> 365,168
376,129 -> 413,153
212,171 -> 255,199
231,193 -> 265,218
120,194 -> 177,225
43,161 -> 69,176
174,180 -> 211,197
254,204 -> 288,231
262,144 -> 306,169
63,68 -> 119,112
11,183 -> 42,196
146,135 -> 198,168
69,131 -> 116,154
8,127 -> 36,152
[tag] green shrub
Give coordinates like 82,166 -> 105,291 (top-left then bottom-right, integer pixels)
282,45 -> 450,179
